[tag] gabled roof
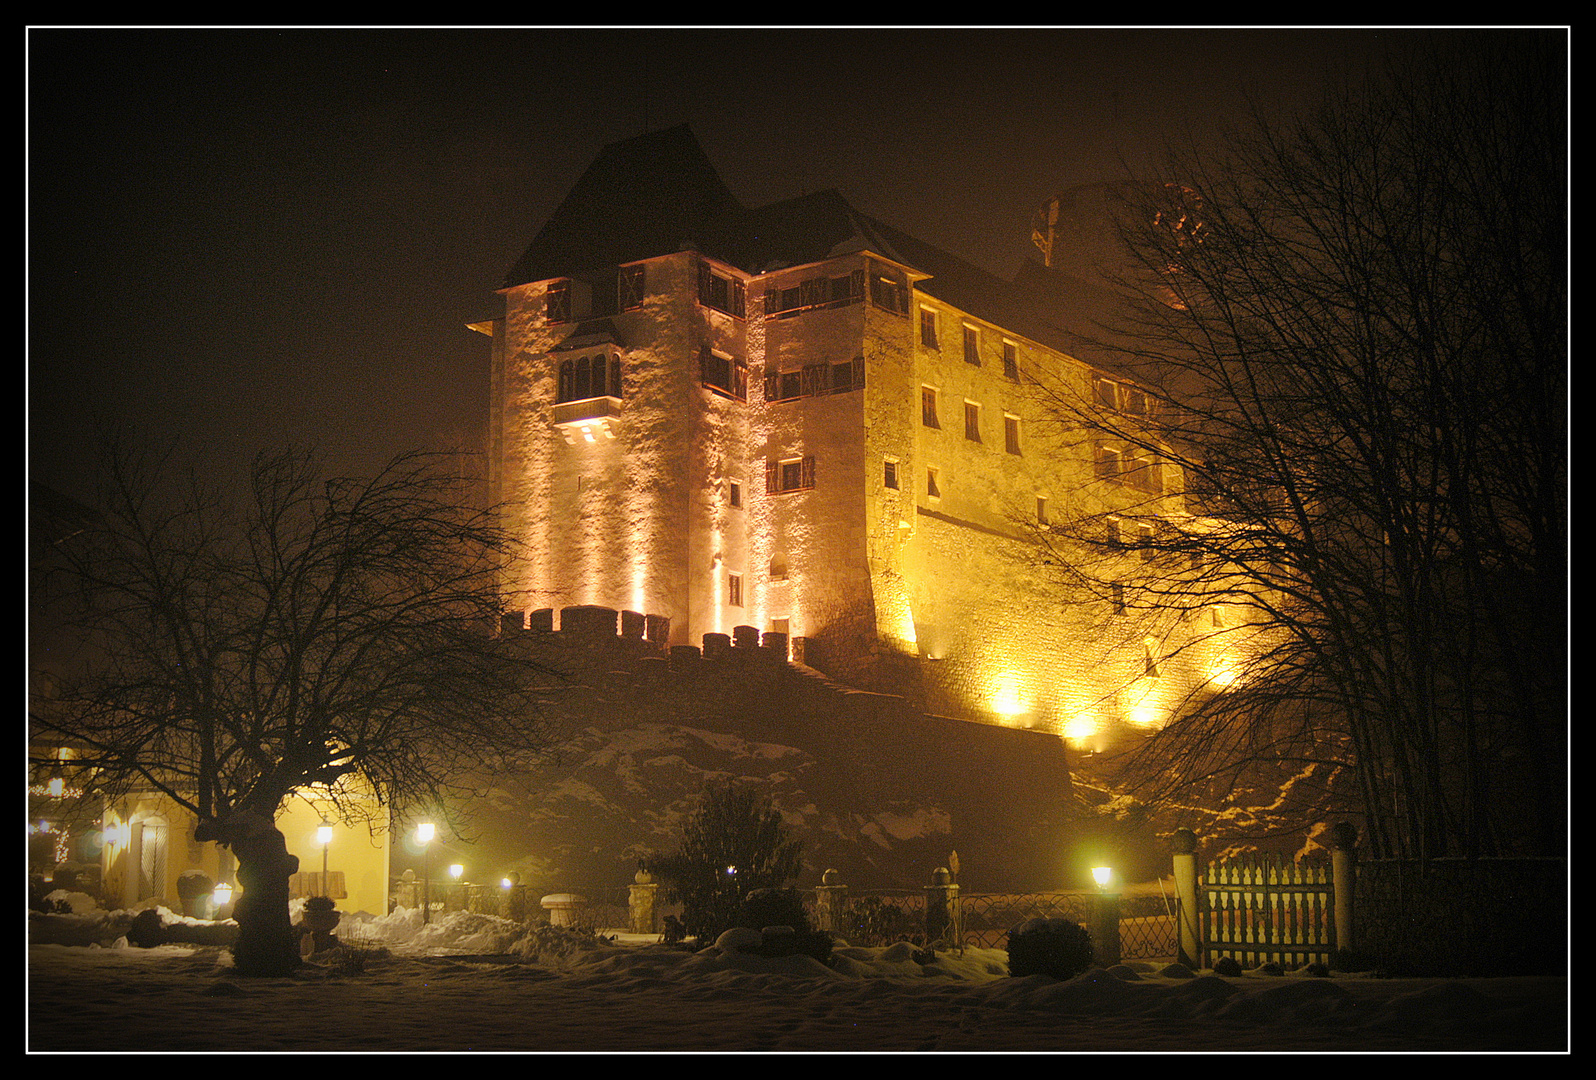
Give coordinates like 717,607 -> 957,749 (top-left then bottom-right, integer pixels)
502,126 -> 1136,372
502,124 -> 744,288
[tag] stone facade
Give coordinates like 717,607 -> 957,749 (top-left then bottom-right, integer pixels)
482,126 -> 1242,749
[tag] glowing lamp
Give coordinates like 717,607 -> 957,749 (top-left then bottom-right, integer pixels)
1092,866 -> 1113,890
450,864 -> 464,881
317,823 -> 334,846
213,882 -> 234,910
415,822 -> 435,845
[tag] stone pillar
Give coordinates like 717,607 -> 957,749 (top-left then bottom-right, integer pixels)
1331,821 -> 1357,957
702,633 -> 731,660
731,624 -> 760,649
1172,827 -> 1201,969
620,609 -> 646,639
629,868 -> 659,935
924,866 -> 960,946
644,613 -> 670,645
1088,889 -> 1122,967
813,869 -> 847,935
529,608 -> 554,633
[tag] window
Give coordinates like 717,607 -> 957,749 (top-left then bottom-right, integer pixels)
768,554 -> 789,582
884,459 -> 899,490
766,271 -> 864,317
1004,414 -> 1021,455
870,262 -> 909,314
1125,450 -> 1163,494
766,455 -> 816,495
964,401 -> 981,442
921,386 -> 940,428
1143,639 -> 1161,678
729,481 -> 742,509
698,261 -> 745,318
1136,521 -> 1156,559
1094,374 -> 1152,416
1110,582 -> 1126,615
1002,340 -> 1019,380
700,347 -> 749,401
557,353 -> 622,403
1036,495 -> 1048,525
765,358 -> 863,403
920,308 -> 939,349
1094,442 -> 1123,481
618,264 -> 646,311
926,467 -> 941,499
963,325 -> 980,366
546,280 -> 571,324
728,572 -> 743,608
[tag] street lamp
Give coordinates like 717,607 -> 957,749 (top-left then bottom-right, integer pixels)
416,822 -> 435,924
317,821 -> 333,899
1092,865 -> 1113,890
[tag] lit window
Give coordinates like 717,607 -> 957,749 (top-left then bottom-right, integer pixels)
766,456 -> 816,495
698,261 -> 745,318
1004,414 -> 1021,455
700,347 -> 748,401
557,353 -> 621,404
922,386 -> 940,428
963,325 -> 980,366
964,401 -> 981,442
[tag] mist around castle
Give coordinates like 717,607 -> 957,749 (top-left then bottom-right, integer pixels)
29,29 -> 1565,1053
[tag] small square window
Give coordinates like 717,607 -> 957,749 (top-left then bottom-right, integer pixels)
729,481 -> 742,509
964,401 -> 981,442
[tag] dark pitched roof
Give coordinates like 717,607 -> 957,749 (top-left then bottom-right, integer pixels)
503,126 -> 1136,374
502,124 -> 744,288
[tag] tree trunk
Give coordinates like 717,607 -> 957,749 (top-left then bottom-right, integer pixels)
195,812 -> 301,976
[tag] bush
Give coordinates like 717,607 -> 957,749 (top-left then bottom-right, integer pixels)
1006,917 -> 1094,980
651,780 -> 803,943
739,888 -> 832,965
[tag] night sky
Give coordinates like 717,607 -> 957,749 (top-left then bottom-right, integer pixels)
29,27 -> 1425,504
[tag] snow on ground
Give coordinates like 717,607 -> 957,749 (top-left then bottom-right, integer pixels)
28,900 -> 1568,1053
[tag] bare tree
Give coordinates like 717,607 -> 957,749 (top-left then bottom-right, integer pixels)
31,445 -> 560,973
1032,34 -> 1565,860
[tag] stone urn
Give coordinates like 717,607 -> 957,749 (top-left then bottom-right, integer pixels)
299,898 -> 342,955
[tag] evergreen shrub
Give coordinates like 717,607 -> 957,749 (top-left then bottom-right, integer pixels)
1006,917 -> 1094,979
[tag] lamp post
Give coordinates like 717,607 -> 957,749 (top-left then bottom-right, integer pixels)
416,823 -> 435,924
1088,865 -> 1121,967
317,821 -> 333,899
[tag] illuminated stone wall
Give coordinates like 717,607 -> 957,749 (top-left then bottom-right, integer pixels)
489,239 -> 1247,747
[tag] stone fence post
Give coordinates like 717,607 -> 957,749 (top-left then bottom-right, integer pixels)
924,866 -> 960,946
629,868 -> 659,935
1331,821 -> 1357,956
1172,827 -> 1201,969
813,869 -> 847,934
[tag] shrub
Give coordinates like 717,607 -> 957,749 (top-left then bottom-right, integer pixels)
1006,917 -> 1094,980
651,780 -> 803,943
739,888 -> 832,965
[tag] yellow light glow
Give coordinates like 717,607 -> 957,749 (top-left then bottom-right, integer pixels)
1062,714 -> 1102,743
990,677 -> 1028,721
1127,704 -> 1161,728
415,822 -> 435,844
317,824 -> 333,846
1092,866 -> 1113,889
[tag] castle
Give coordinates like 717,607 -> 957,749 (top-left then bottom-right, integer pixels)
476,126 -> 1241,750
